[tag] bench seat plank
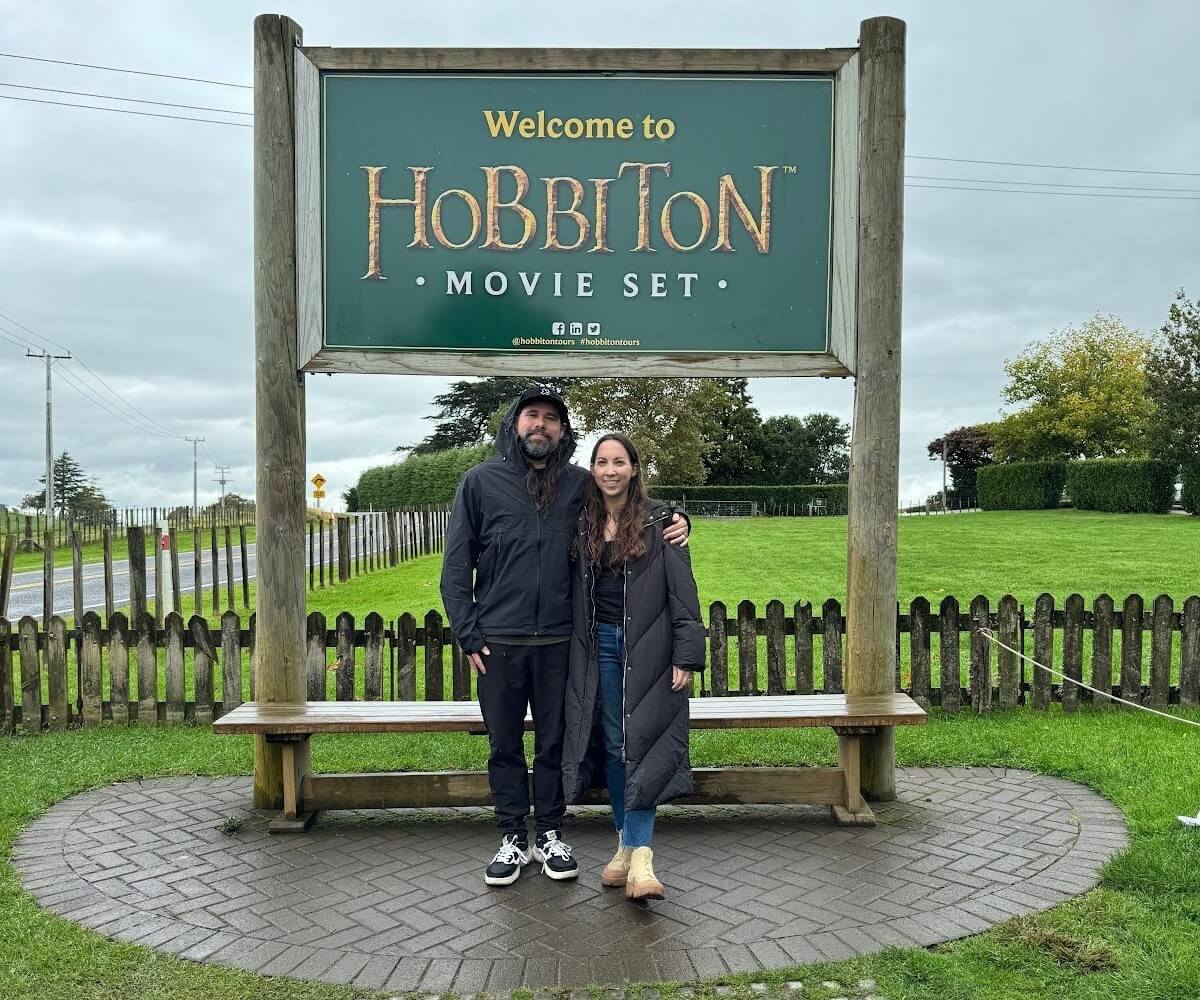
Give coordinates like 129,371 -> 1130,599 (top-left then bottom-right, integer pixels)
214,693 -> 927,735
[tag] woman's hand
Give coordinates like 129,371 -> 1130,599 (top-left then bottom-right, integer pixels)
671,666 -> 692,691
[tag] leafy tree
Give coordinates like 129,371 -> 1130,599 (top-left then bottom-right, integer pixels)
927,424 -> 995,498
341,486 -> 359,512
408,377 -> 580,453
34,452 -> 89,521
1145,288 -> 1200,467
701,379 -> 765,486
755,414 -> 850,485
21,491 -> 45,513
72,482 -> 112,521
566,379 -> 729,484
991,315 -> 1154,461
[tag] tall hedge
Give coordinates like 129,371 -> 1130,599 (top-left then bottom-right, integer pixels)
649,484 -> 848,514
355,443 -> 491,508
1180,462 -> 1198,515
977,461 -> 1068,510
1066,458 -> 1176,514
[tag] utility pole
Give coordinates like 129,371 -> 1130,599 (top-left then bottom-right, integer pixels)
212,465 -> 231,522
942,439 -> 949,512
26,349 -> 72,542
186,436 -> 205,524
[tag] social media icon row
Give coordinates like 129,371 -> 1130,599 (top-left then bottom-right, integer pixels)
551,322 -> 601,336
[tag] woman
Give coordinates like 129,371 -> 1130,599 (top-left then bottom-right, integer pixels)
561,433 -> 705,902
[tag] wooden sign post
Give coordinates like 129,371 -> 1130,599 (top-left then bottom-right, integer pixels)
252,14 -> 904,809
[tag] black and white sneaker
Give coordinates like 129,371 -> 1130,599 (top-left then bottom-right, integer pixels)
484,834 -> 531,886
533,830 -> 579,881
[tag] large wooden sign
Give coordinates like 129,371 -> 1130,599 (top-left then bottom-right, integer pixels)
294,49 -> 861,377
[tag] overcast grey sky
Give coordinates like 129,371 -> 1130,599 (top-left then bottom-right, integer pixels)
1,1 -> 1197,512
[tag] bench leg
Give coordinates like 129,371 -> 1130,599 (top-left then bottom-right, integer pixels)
832,732 -> 876,827
269,736 -> 317,834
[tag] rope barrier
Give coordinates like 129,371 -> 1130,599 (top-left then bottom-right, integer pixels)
976,627 -> 1200,827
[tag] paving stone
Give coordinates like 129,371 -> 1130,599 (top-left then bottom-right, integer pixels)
12,769 -> 1126,989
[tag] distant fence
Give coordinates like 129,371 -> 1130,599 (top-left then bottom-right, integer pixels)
0,506 -> 449,622
2,592 -> 1197,733
0,506 -> 256,550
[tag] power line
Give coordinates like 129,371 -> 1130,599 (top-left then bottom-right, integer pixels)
55,365 -> 180,440
905,182 -> 1200,201
0,81 -> 252,116
0,93 -> 253,127
905,173 -> 1200,194
0,51 -> 251,89
907,154 -> 1200,178
0,312 -> 181,438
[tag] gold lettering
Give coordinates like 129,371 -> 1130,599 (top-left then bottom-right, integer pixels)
430,189 -> 482,249
481,110 -> 520,138
361,165 -> 431,279
482,166 -> 536,251
660,190 -> 711,252
542,177 -> 590,251
588,177 -> 614,253
713,165 -> 777,253
618,162 -> 671,252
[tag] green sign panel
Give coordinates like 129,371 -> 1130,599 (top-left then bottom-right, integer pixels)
321,74 -> 834,356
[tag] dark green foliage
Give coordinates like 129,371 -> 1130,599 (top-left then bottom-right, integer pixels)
649,483 -> 848,514
1183,462 -> 1200,515
356,443 -> 492,507
1066,458 -> 1176,514
978,461 -> 1068,510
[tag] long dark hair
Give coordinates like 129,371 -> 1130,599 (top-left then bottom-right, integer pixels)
527,447 -> 566,514
578,433 -> 648,566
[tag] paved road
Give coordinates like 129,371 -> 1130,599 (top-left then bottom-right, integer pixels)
5,535 -> 390,621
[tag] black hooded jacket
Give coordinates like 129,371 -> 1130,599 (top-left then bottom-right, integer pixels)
439,396 -> 589,653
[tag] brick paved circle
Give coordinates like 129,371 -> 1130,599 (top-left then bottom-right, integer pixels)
14,767 -> 1127,992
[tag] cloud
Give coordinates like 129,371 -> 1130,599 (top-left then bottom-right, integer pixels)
1,0 -> 1197,513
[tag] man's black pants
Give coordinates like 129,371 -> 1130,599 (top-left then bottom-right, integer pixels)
476,641 -> 568,840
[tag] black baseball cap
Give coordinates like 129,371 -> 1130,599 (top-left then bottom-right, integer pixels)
516,384 -> 570,423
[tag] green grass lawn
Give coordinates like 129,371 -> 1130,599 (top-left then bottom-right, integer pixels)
3,707 -> 1199,999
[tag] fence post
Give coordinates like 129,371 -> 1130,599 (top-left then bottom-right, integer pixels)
1092,594 -> 1115,705
135,612 -> 158,726
397,612 -> 417,700
128,527 -> 147,628
1181,596 -> 1200,707
1062,594 -> 1084,714
0,617 -> 12,735
19,616 -> 40,733
1032,594 -> 1054,710
109,612 -> 130,725
307,611 -> 327,700
794,601 -> 814,695
193,615 -> 215,725
424,609 -> 444,700
335,612 -> 356,700
47,615 -> 70,731
909,597 -> 931,710
1121,594 -> 1144,705
365,612 -> 385,701
822,598 -> 843,694
938,596 -> 960,713
1149,594 -> 1173,708
969,595 -> 991,714
737,600 -> 758,695
165,613 -> 186,726
997,595 -> 1020,708
765,600 -> 786,695
221,610 -> 243,716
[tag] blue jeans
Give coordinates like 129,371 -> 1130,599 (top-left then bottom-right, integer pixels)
596,622 -> 656,848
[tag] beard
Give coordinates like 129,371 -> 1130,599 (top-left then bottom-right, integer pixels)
519,432 -> 554,460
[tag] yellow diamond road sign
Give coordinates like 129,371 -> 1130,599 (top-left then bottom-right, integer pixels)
311,473 -> 326,490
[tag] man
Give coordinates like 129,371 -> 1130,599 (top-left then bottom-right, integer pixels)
440,385 -> 689,886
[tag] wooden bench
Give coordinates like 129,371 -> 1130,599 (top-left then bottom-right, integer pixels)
214,693 -> 927,832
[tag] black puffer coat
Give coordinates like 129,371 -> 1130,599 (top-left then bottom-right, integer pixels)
561,501 -> 706,812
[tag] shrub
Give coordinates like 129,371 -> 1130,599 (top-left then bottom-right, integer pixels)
355,443 -> 492,508
648,484 -> 848,515
978,461 -> 1068,510
1065,458 -> 1176,514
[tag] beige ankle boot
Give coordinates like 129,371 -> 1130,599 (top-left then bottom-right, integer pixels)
601,835 -> 633,887
625,846 -> 665,901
